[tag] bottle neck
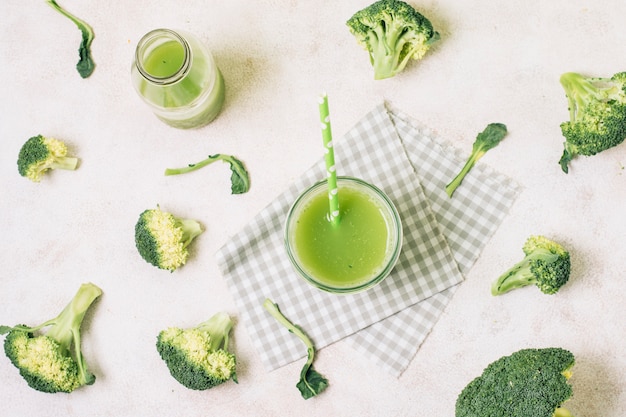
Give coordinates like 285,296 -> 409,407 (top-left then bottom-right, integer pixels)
135,29 -> 191,85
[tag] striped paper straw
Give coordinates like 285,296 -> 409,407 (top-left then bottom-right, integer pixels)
318,93 -> 340,225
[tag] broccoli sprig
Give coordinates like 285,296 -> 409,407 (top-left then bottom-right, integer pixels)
46,0 -> 95,78
445,123 -> 508,197
134,206 -> 203,272
263,299 -> 328,400
346,0 -> 439,80
156,312 -> 237,390
165,154 -> 250,195
492,235 -> 571,295
456,347 -> 576,417
0,283 -> 102,393
17,134 -> 79,182
558,71 -> 626,173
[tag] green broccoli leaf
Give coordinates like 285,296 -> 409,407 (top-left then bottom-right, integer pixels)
164,154 -> 250,194
46,0 -> 95,78
297,364 -> 329,400
445,123 -> 507,197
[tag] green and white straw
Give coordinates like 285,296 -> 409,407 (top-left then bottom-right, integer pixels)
318,93 -> 340,225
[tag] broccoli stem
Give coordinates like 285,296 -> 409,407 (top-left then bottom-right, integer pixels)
52,156 -> 79,171
164,154 -> 250,194
491,257 -> 536,295
445,152 -> 482,197
263,299 -> 313,351
491,249 -> 560,295
559,72 -> 618,121
44,283 -> 101,385
164,155 -> 224,175
176,218 -> 203,249
195,312 -> 234,352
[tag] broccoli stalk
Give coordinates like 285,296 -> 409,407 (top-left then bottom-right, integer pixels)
455,347 -> 576,417
156,312 -> 237,390
492,235 -> 571,295
46,0 -> 95,78
558,72 -> 626,173
263,298 -> 328,400
445,123 -> 507,197
346,0 -> 439,80
165,154 -> 250,195
0,283 -> 102,393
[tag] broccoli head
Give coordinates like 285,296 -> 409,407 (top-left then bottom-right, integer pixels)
0,283 -> 102,393
558,71 -> 626,173
156,312 -> 237,390
346,0 -> 439,80
134,207 -> 203,272
17,134 -> 79,182
492,235 -> 571,296
456,347 -> 576,417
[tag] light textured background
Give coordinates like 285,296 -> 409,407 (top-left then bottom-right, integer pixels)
1,1 -> 624,416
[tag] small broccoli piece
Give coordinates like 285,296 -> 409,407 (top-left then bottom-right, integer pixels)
492,235 -> 571,295
263,298 -> 328,400
456,347 -> 576,417
134,207 -> 203,272
346,0 -> 439,80
445,123 -> 508,197
558,71 -> 626,173
0,283 -> 102,393
156,312 -> 237,390
17,134 -> 79,182
46,0 -> 95,78
164,154 -> 250,195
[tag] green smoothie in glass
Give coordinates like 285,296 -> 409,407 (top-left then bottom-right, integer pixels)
285,177 -> 402,294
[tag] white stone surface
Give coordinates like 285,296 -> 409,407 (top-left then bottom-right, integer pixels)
1,1 -> 624,416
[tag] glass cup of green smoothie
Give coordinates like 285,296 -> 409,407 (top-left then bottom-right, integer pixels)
285,176 -> 403,294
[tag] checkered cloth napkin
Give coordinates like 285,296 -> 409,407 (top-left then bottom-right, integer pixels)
215,103 -> 521,376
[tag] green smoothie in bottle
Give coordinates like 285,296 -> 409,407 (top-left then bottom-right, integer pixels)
132,29 -> 225,129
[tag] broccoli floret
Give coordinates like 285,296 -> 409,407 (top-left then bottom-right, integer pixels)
558,71 -> 626,173
445,123 -> 508,197
17,135 -> 79,182
456,347 -> 576,417
156,312 -> 237,390
492,235 -> 571,295
346,0 -> 439,80
0,283 -> 102,393
134,207 -> 203,272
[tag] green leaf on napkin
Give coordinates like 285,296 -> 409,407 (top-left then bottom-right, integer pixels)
263,299 -> 329,399
445,123 -> 508,197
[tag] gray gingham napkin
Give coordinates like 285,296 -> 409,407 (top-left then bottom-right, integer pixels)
344,105 -> 521,375
215,103 -> 521,376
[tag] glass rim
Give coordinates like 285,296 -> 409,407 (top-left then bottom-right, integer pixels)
134,28 -> 191,85
284,176 -> 403,294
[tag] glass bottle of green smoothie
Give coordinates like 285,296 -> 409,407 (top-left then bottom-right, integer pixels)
131,28 -> 225,129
